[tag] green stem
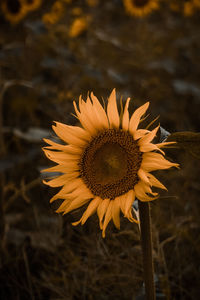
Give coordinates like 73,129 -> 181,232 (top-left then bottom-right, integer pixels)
138,201 -> 155,300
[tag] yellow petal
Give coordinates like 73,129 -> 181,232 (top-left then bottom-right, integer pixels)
126,208 -> 139,224
65,183 -> 93,200
138,125 -> 159,145
156,141 -> 176,148
147,173 -> 167,190
79,96 -> 100,134
134,181 -> 158,202
107,89 -> 120,128
43,148 -> 79,162
124,189 -> 135,216
56,198 -> 72,213
55,122 -> 90,141
138,168 -> 150,184
81,197 -> 102,224
41,164 -> 68,173
102,200 -> 113,238
43,138 -> 70,152
97,198 -> 110,229
142,152 -> 179,171
43,172 -> 79,187
112,197 -> 121,229
139,143 -> 165,155
129,102 -> 149,134
49,178 -> 84,202
122,97 -> 130,131
133,129 -> 149,140
43,140 -> 82,155
119,193 -> 127,216
52,123 -> 87,147
91,92 -> 109,129
62,194 -> 91,215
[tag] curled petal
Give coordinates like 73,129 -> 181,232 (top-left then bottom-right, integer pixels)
133,129 -> 149,140
134,182 -> 158,202
129,102 -> 149,134
138,168 -> 150,184
142,153 -> 179,171
124,189 -> 135,216
138,125 -> 159,145
147,173 -> 167,190
139,143 -> 165,155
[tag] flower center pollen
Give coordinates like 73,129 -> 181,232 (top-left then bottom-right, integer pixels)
79,129 -> 142,200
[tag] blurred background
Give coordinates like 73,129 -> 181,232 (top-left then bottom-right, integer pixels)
0,0 -> 200,299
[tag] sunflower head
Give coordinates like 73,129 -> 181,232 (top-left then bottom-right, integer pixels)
42,89 -> 179,237
1,0 -> 28,24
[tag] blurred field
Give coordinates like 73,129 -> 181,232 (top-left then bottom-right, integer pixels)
0,1 -> 200,299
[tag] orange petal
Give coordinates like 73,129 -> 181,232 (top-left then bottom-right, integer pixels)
97,198 -> 110,229
134,182 -> 158,202
122,97 -> 130,131
91,92 -> 109,129
52,123 -> 87,147
112,197 -> 121,229
147,173 -> 167,190
124,189 -> 135,216
81,197 -> 102,224
139,143 -> 165,155
138,125 -> 159,145
133,129 -> 149,140
73,100 -> 97,134
138,168 -> 150,184
43,172 -> 79,187
102,200 -> 113,238
129,102 -> 149,134
107,89 -> 120,128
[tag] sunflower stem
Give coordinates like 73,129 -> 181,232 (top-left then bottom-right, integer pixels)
138,201 -> 155,300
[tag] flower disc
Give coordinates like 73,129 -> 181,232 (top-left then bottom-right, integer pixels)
80,129 -> 142,200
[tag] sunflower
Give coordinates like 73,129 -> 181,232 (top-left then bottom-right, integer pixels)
42,89 -> 178,237
1,0 -> 28,24
42,1 -> 65,26
183,0 -> 200,16
68,17 -> 89,38
123,0 -> 159,17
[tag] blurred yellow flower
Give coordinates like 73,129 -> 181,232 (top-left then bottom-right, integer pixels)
169,0 -> 200,16
42,0 -> 65,26
183,0 -> 200,16
1,0 -> 28,24
42,89 -> 179,237
68,16 -> 89,37
184,1 -> 194,16
123,0 -> 159,17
